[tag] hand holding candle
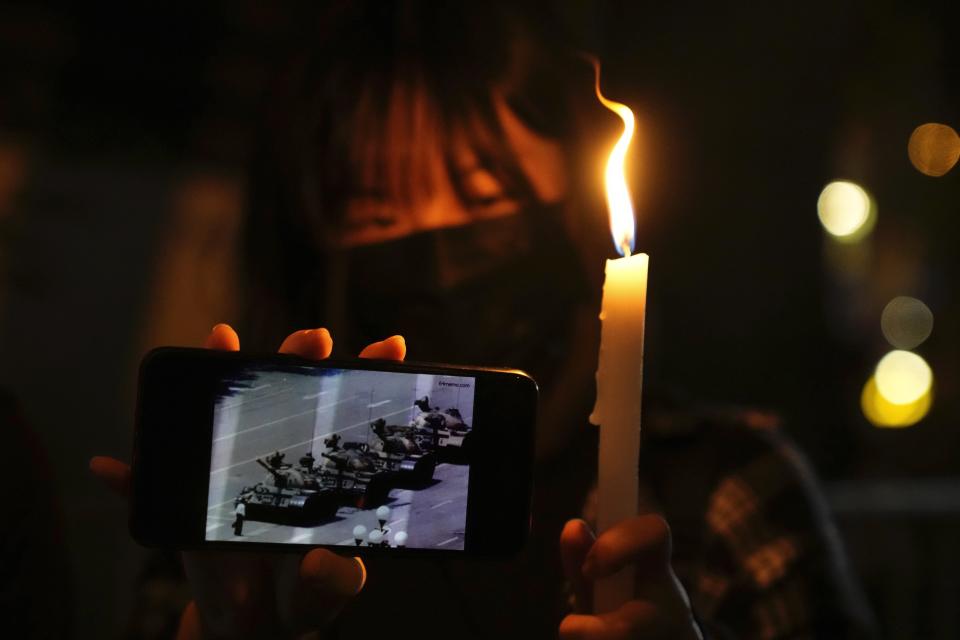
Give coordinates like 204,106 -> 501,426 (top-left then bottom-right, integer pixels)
588,58 -> 648,614
559,54 -> 699,640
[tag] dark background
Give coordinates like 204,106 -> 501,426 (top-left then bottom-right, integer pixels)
1,1 -> 958,637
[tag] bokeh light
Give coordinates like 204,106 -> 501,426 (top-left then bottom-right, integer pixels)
907,123 -> 960,177
881,296 -> 934,349
874,350 -> 933,405
817,180 -> 875,241
861,375 -> 932,428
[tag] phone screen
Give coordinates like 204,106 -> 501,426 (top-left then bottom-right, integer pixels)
203,364 -> 475,550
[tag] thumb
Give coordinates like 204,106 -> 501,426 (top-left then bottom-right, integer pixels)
293,549 -> 366,630
300,549 -> 366,596
560,519 -> 596,613
175,601 -> 203,640
89,456 -> 131,499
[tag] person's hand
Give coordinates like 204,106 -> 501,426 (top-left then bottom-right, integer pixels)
90,323 -> 406,640
559,516 -> 703,640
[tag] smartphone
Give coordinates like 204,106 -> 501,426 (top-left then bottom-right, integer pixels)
129,347 -> 537,556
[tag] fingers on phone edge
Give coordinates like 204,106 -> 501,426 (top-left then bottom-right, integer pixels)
279,328 -> 333,360
206,324 -> 240,351
358,335 -> 406,361
89,455 -> 131,498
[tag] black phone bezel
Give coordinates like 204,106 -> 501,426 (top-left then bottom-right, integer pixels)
129,347 -> 537,557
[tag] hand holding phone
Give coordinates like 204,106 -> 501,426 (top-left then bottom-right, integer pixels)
94,323 -> 537,638
130,338 -> 536,555
91,325 -> 402,639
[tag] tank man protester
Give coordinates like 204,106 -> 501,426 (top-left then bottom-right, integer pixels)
233,499 -> 246,537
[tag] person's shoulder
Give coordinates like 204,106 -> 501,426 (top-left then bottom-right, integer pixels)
644,404 -> 801,473
643,404 -> 877,637
641,403 -> 825,532
647,405 -> 835,553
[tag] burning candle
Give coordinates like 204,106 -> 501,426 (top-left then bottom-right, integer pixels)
588,61 -> 647,614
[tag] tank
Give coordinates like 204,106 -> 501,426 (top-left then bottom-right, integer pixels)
234,455 -> 340,526
411,396 -> 472,464
368,418 -> 438,487
317,438 -> 396,509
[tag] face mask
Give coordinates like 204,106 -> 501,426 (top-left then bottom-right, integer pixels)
336,204 -> 592,389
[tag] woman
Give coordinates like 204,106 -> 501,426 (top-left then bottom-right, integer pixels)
95,2 -> 874,637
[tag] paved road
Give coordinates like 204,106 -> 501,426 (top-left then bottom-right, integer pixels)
204,368 -> 473,549
206,462 -> 468,549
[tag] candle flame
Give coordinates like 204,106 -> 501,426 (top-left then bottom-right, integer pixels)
591,58 -> 636,257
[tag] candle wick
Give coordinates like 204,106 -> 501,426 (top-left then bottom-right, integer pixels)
620,239 -> 632,258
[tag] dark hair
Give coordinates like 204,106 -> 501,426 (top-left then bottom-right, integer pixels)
242,1 -> 580,345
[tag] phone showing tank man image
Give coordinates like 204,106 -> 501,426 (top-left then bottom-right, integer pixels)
129,347 -> 537,556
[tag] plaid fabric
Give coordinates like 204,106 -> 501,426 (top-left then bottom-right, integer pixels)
639,414 -> 876,639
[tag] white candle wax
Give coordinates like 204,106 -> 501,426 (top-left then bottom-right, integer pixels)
590,251 -> 648,613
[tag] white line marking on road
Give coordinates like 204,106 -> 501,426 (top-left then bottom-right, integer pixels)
387,520 -> 407,529
429,499 -> 454,510
437,536 -> 459,547
208,406 -> 412,478
212,406 -> 317,442
226,383 -> 272,396
219,387 -> 288,411
302,391 -> 328,400
212,395 -> 358,444
336,538 -> 358,546
291,530 -> 316,543
367,400 -> 391,408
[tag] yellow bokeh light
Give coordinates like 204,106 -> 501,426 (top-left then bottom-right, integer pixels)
881,296 -> 934,349
861,375 -> 932,428
874,350 -> 933,405
817,180 -> 875,242
907,123 -> 960,177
